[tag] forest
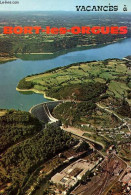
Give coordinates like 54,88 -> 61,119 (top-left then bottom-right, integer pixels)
0,110 -> 42,153
46,82 -> 107,101
0,12 -> 131,56
53,101 -> 96,126
17,78 -> 34,89
0,110 -> 75,194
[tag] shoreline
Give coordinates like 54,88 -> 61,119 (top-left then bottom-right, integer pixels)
0,37 -> 129,65
16,55 -> 130,105
0,57 -> 17,63
16,87 -> 58,101
14,37 -> 128,56
16,52 -> 54,55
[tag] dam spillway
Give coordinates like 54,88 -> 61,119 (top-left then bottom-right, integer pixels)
29,101 -> 63,124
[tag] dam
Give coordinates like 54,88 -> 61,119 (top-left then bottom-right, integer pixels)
29,101 -> 63,124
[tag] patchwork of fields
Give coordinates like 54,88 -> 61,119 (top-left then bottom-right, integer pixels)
19,59 -> 131,103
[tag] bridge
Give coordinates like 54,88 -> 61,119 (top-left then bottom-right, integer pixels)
29,101 -> 63,124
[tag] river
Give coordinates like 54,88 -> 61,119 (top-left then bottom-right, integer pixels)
0,38 -> 131,111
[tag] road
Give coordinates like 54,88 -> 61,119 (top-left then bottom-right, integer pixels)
61,126 -> 105,158
96,103 -> 131,132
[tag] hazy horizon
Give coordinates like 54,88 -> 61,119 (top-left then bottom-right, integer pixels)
0,0 -> 131,12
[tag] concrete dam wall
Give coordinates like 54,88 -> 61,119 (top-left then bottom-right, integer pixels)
29,101 -> 63,124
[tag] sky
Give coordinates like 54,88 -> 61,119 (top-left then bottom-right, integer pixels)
0,0 -> 131,12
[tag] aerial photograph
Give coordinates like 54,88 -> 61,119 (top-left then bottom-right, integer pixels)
0,0 -> 131,194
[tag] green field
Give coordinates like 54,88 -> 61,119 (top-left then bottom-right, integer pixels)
83,133 -> 110,151
17,59 -> 131,104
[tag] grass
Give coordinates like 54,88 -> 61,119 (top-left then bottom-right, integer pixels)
107,81 -> 130,98
17,59 -> 130,103
80,110 -> 121,129
117,143 -> 131,163
83,133 -> 110,150
0,110 -> 7,117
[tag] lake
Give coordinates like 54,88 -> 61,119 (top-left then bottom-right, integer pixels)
0,38 -> 131,111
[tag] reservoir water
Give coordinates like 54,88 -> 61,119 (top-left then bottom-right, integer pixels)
0,38 -> 131,111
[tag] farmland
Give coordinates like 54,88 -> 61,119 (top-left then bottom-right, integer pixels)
17,58 -> 131,157
17,59 -> 131,104
0,12 -> 131,58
